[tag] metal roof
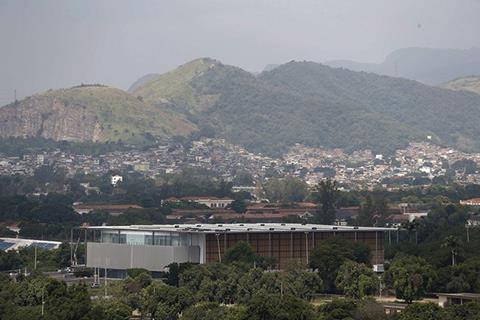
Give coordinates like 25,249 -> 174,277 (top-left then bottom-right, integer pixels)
0,237 -> 61,251
82,223 -> 394,234
436,292 -> 480,299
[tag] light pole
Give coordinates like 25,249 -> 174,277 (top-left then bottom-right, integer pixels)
41,288 -> 45,316
34,245 -> 37,270
466,224 -> 470,243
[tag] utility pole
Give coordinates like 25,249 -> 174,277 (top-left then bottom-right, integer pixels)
41,289 -> 45,316
34,245 -> 37,270
70,229 -> 73,267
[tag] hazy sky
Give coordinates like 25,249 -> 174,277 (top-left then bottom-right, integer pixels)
1,0 -> 479,103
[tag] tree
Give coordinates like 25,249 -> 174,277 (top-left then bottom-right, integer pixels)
140,283 -> 193,320
182,302 -> 246,320
309,238 -> 354,292
402,220 -> 420,244
55,242 -> 72,268
358,195 -> 375,226
442,236 -> 461,267
317,298 -> 357,320
44,281 -> 93,320
224,241 -> 257,265
445,301 -> 480,320
354,299 -> 388,320
33,165 -> 56,185
282,261 -> 322,300
163,263 -> 195,287
312,180 -> 339,224
335,261 -> 379,299
0,250 -> 24,271
230,199 -> 247,213
399,303 -> 446,320
233,171 -> 254,186
245,290 -> 315,320
263,177 -> 308,203
384,255 -> 436,303
100,300 -> 132,320
357,195 -> 389,226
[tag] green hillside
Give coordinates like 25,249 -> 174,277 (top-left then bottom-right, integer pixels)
258,62 -> 480,152
133,58 -> 226,114
6,59 -> 480,155
441,76 -> 480,95
0,84 -> 195,144
134,59 -> 480,155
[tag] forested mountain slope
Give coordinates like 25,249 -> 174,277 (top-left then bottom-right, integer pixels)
3,58 -> 480,156
134,59 -> 480,155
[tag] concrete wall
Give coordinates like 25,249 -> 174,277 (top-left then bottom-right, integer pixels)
86,242 -> 200,271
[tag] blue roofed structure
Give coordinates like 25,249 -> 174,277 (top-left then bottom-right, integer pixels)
0,238 -> 61,251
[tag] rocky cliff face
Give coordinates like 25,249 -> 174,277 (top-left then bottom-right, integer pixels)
0,95 -> 102,142
0,85 -> 196,143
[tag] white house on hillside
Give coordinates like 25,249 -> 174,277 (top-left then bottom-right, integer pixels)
111,175 -> 123,186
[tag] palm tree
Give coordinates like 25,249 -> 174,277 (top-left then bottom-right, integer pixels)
442,235 -> 460,267
402,220 -> 420,244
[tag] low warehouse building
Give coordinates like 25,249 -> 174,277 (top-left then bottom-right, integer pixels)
82,223 -> 391,277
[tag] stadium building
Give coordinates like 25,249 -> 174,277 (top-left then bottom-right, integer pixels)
81,223 -> 391,277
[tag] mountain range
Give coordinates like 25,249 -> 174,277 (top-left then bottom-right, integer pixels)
325,47 -> 480,85
2,57 -> 480,156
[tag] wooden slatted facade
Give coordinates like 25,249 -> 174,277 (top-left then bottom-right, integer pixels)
205,231 -> 384,268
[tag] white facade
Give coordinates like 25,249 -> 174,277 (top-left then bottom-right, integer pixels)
111,175 -> 123,186
195,198 -> 233,208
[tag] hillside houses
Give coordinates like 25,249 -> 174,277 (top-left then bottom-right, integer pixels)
1,139 -> 480,190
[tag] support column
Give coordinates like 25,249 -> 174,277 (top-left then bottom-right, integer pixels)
224,232 -> 227,253
269,233 -> 272,257
305,232 -> 309,265
84,229 -> 88,265
290,232 -> 293,259
215,234 -> 222,262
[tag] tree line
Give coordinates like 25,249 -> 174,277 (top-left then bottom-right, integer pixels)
2,239 -> 480,320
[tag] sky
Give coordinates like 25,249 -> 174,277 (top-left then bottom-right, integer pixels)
0,0 -> 480,103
